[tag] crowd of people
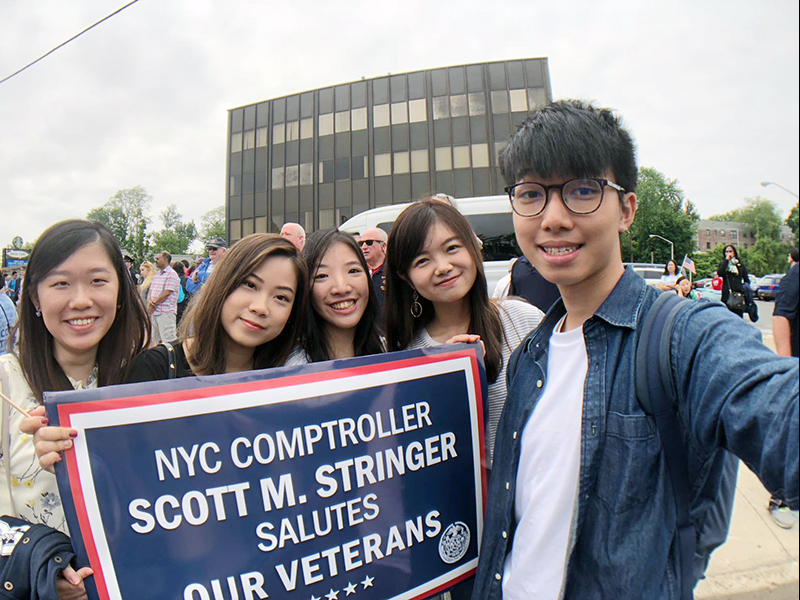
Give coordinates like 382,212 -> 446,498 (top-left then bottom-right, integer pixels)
0,100 -> 798,600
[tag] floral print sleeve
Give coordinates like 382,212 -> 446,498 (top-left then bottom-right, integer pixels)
0,354 -> 97,534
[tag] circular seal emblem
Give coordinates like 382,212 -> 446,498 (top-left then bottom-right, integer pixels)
12,236 -> 23,250
438,521 -> 470,564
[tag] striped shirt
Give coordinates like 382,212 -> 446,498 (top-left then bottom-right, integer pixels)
407,299 -> 544,467
148,266 -> 180,315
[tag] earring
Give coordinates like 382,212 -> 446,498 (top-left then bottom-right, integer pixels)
410,291 -> 423,318
35,309 -> 41,317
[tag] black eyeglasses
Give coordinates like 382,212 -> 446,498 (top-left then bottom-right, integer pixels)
360,239 -> 381,246
505,178 -> 625,217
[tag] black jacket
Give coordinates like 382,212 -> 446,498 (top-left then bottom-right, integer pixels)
0,515 -> 76,600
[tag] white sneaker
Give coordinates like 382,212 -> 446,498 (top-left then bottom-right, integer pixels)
769,506 -> 799,529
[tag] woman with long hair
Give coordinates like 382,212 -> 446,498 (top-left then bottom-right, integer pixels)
718,244 -> 749,317
2,219 -> 149,595
658,259 -> 680,291
288,229 -> 384,364
384,199 -> 543,467
138,260 -> 155,306
126,233 -> 306,380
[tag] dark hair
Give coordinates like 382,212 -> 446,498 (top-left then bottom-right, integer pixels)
13,220 -> 149,401
500,100 -> 637,194
181,259 -> 190,269
300,229 -> 384,362
723,245 -> 739,259
790,247 -> 799,263
179,234 -> 307,375
158,251 -> 172,263
385,199 -> 503,383
663,260 -> 678,276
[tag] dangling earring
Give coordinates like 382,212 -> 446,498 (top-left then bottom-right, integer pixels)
35,309 -> 42,317
410,290 -> 423,318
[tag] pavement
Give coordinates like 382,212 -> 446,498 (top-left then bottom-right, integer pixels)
694,302 -> 799,599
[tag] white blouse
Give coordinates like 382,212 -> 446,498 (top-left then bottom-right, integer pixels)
0,353 -> 97,533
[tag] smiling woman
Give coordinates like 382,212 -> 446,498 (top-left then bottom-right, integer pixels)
1,219 -> 149,596
288,229 -> 384,364
126,233 -> 307,382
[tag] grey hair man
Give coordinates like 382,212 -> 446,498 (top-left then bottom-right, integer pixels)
280,222 -> 306,252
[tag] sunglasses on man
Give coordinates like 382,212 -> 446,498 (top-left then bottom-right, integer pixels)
360,239 -> 382,247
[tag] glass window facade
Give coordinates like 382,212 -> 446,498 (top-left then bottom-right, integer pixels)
226,58 -> 552,240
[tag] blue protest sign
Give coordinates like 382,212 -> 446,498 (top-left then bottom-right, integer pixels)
45,345 -> 487,600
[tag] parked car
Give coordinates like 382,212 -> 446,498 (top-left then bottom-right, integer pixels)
694,277 -> 712,289
754,274 -> 784,300
696,281 -> 722,302
339,194 -> 519,292
624,263 -> 665,286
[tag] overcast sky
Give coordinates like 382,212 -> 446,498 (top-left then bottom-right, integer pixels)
1,0 -> 798,248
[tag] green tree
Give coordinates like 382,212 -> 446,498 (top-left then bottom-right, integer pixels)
786,204 -> 799,241
710,196 -> 783,241
693,245 -> 725,279
622,167 -> 698,264
150,204 -> 197,256
741,239 -> 792,277
87,186 -> 152,264
199,206 -> 226,243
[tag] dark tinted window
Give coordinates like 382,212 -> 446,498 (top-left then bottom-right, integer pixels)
465,213 -> 521,260
375,212 -> 520,261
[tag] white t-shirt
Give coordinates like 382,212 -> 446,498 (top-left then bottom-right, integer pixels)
502,316 -> 586,600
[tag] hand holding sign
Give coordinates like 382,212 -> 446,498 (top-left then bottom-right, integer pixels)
46,345 -> 487,600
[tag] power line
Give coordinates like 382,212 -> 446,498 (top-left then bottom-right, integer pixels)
0,0 -> 141,86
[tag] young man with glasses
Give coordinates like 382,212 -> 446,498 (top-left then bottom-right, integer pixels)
473,100 -> 798,599
359,228 -> 388,311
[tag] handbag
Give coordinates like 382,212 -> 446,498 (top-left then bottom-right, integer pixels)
725,281 -> 746,312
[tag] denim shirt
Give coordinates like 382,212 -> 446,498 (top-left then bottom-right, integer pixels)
473,268 -> 799,600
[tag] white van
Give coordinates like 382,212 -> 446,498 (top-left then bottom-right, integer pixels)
339,195 -> 520,292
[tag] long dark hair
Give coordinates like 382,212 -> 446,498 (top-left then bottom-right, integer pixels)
663,260 -> 678,276
385,199 -> 502,383
300,229 -> 384,362
13,220 -> 149,401
179,234 -> 306,375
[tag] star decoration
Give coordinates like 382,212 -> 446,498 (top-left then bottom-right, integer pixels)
361,575 -> 374,589
344,582 -> 357,596
325,590 -> 339,600
310,596 -> 320,600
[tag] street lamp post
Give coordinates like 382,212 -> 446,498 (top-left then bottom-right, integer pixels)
761,181 -> 800,199
649,234 -> 674,263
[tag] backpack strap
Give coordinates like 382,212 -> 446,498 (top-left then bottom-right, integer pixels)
636,292 -> 695,600
160,341 -> 178,379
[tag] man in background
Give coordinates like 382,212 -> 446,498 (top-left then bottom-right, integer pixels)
186,238 -> 227,294
148,251 -> 180,344
359,228 -> 388,311
280,222 -> 306,252
769,246 -> 800,528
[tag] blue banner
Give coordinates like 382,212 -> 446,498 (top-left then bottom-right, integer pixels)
45,344 -> 487,600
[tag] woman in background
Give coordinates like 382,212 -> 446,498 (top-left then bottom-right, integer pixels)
718,244 -> 749,317
138,261 -> 155,307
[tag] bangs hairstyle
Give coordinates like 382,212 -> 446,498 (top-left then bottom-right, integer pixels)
14,220 -> 149,401
500,99 -> 638,194
301,229 -> 384,362
723,245 -> 739,259
179,234 -> 307,375
385,199 -> 503,383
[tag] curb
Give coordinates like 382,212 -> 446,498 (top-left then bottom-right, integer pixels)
695,561 -> 799,600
